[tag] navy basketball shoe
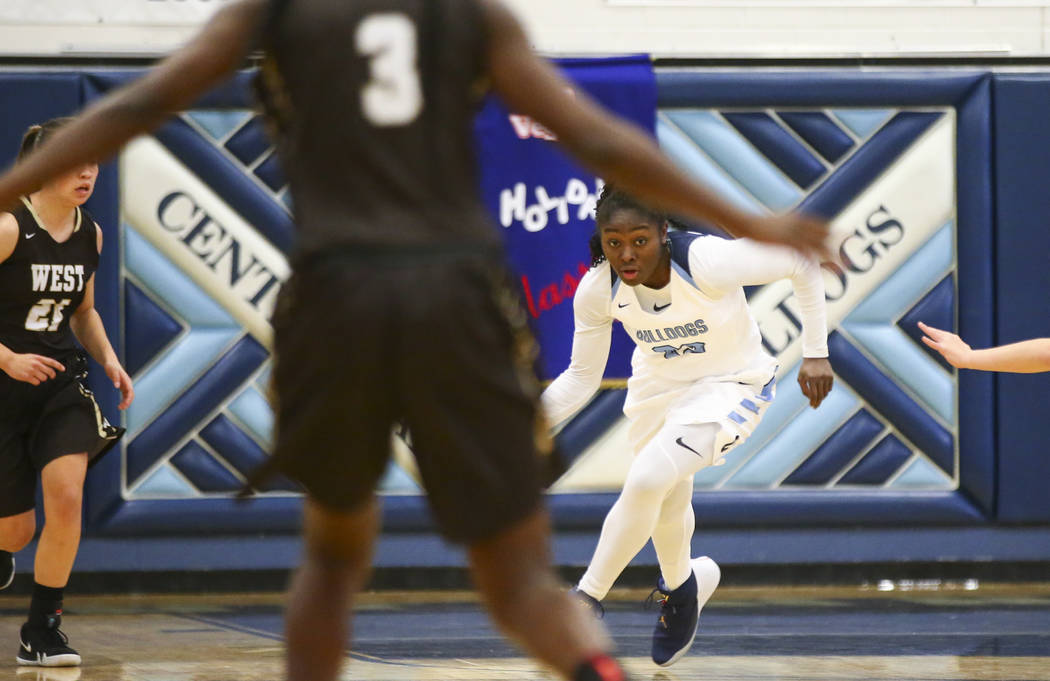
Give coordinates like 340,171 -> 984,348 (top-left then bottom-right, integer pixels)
16,615 -> 81,667
649,556 -> 720,666
0,551 -> 13,591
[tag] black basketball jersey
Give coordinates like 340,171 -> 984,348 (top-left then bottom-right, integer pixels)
260,0 -> 496,255
0,198 -> 98,360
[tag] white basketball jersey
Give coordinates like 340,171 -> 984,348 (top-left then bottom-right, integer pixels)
541,229 -> 826,431
608,231 -> 776,386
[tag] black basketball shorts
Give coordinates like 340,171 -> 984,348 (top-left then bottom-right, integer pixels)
269,252 -> 554,544
0,353 -> 125,517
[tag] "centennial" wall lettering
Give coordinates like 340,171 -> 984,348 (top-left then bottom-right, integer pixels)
156,191 -> 282,312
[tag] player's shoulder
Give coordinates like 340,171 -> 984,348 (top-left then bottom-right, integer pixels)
0,212 -> 20,263
679,230 -> 730,251
666,229 -> 720,271
0,211 -> 19,239
573,261 -> 616,309
576,260 -> 614,296
682,231 -> 739,263
571,261 -> 615,323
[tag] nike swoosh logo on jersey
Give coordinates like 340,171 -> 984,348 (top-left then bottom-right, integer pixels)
25,232 -> 37,239
675,437 -> 701,456
617,303 -> 630,308
654,302 -> 671,311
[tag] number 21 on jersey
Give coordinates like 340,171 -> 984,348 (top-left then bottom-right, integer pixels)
25,298 -> 72,332
356,13 -> 423,127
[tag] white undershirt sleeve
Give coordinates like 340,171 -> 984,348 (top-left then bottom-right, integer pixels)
540,268 -> 614,427
689,237 -> 829,358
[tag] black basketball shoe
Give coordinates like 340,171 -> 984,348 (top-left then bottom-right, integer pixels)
16,615 -> 81,667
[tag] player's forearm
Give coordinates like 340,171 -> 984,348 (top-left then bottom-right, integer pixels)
541,316 -> 613,425
565,116 -> 759,237
541,369 -> 603,428
965,338 -> 1050,373
792,262 -> 829,359
0,341 -> 15,372
71,309 -> 118,367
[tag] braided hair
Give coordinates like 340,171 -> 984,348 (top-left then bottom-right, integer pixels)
588,184 -> 670,266
17,118 -> 73,162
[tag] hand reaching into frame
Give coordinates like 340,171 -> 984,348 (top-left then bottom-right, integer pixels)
917,321 -> 972,369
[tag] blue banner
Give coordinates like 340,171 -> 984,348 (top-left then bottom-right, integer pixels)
476,56 -> 657,381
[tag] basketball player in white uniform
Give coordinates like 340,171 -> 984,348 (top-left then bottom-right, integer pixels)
543,186 -> 833,667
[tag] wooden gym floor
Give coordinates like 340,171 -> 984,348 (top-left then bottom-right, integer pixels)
2,583 -> 1049,680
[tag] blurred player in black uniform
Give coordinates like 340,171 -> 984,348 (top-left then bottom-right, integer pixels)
0,119 -> 133,667
0,3 -> 828,680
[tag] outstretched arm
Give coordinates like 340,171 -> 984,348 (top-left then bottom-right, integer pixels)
691,237 -> 832,407
540,273 -> 614,427
919,322 -> 1050,373
0,0 -> 269,210
480,0 -> 828,257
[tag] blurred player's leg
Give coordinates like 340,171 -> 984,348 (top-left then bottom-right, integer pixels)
469,509 -> 626,681
284,496 -> 379,681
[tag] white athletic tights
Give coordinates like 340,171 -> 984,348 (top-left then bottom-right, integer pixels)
577,422 -> 720,600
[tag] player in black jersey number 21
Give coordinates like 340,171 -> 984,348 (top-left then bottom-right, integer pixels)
0,2 -> 829,680
0,119 -> 134,667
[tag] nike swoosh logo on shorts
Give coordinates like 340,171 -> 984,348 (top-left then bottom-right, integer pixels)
654,302 -> 671,311
675,437 -> 701,456
617,303 -> 630,308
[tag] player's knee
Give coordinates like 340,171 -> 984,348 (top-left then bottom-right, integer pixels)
622,466 -> 674,504
0,514 -> 36,551
44,483 -> 84,527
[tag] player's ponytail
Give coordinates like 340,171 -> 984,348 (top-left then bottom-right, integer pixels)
589,231 -> 605,267
18,125 -> 44,161
17,118 -> 74,162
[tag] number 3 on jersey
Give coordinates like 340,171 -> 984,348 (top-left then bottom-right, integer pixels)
25,298 -> 72,332
356,14 -> 423,127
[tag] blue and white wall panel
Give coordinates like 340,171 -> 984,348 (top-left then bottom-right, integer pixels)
0,69 -> 1011,544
